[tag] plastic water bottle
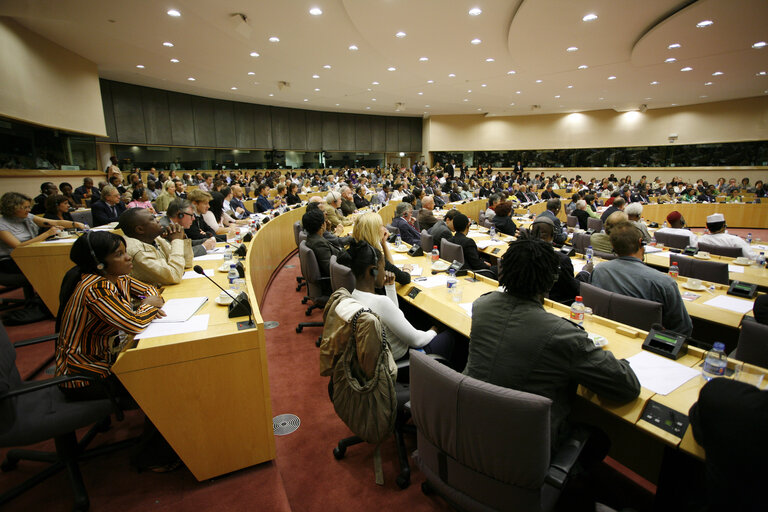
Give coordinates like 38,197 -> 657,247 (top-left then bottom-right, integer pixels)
431,245 -> 440,265
663,221 -> 668,229
701,342 -> 727,381
489,225 -> 497,241
586,246 -> 594,264
446,268 -> 457,296
227,264 -> 238,286
746,232 -> 753,244
757,252 -> 766,267
395,234 -> 402,247
570,295 -> 586,326
669,261 -> 679,279
223,244 -> 232,262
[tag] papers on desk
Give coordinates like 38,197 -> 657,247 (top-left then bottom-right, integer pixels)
681,292 -> 701,302
728,264 -> 745,273
651,251 -> 670,259
208,246 -> 227,254
41,238 -> 76,244
135,314 -> 210,340
459,303 -> 473,317
466,232 -> 487,239
752,244 -> 768,251
396,264 -> 423,276
644,246 -> 663,254
390,254 -> 408,261
572,260 -> 587,273
153,297 -> 208,323
182,269 -> 213,279
476,240 -> 507,249
412,275 -> 449,288
91,222 -> 118,231
702,295 -> 754,314
626,351 -> 700,396
193,253 -> 225,261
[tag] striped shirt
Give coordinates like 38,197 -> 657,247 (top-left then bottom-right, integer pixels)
55,273 -> 160,388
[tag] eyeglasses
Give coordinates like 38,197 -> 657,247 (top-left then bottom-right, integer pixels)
178,212 -> 194,218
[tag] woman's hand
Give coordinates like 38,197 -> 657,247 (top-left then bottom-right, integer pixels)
203,237 -> 217,251
379,225 -> 389,245
45,226 -> 61,238
334,223 -> 344,236
73,222 -> 86,230
383,270 -> 396,286
142,295 -> 165,315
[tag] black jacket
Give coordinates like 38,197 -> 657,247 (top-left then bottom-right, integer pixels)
449,232 -> 489,271
91,200 -> 126,227
492,216 -> 517,237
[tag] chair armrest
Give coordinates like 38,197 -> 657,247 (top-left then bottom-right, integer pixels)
545,429 -> 590,489
14,333 -> 58,348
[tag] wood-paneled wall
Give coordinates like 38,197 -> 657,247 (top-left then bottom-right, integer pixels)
99,80 -> 422,153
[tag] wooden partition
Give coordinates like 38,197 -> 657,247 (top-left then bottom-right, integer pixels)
641,203 -> 768,228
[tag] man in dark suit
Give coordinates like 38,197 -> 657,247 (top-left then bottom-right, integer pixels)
32,182 -> 57,215
540,184 -> 560,200
530,216 -> 591,305
229,184 -> 252,216
91,185 -> 127,226
353,185 -> 370,209
390,203 -> 421,246
73,177 -> 100,205
600,197 -> 625,223
302,208 -> 338,296
255,184 -> 273,213
416,196 -> 438,231
448,213 -> 496,278
536,199 -> 568,247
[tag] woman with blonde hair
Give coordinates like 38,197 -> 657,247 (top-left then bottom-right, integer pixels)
154,180 -> 176,212
352,212 -> 411,285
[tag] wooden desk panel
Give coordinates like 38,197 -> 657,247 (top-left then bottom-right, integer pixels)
641,203 -> 768,228
644,250 -> 768,289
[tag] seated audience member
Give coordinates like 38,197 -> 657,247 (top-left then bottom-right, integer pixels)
185,189 -> 224,242
161,199 -> 216,257
285,183 -> 302,206
146,180 -> 159,201
73,177 -> 100,205
376,184 -> 391,204
91,185 -> 126,227
600,196 -> 626,223
698,213 -> 756,259
58,182 -> 78,209
127,188 -> 156,213
592,221 -> 693,334
491,201 -> 517,237
323,191 -> 352,230
339,186 -> 357,216
573,200 -> 591,230
118,208 -> 193,286
353,212 -> 411,285
353,185 -> 370,209
540,184 -> 560,200
109,175 -> 127,195
449,213 -> 497,278
32,182 -> 58,215
590,211 -> 627,253
755,294 -> 768,325
687,378 -> 768,512
339,240 -> 463,367
302,208 -> 340,296
565,193 -> 581,215
624,202 -> 652,243
416,196 -> 438,231
390,202 -> 421,245
204,192 -> 242,233
228,184 -> 252,217
530,217 -> 591,305
536,199 -> 567,246
428,208 -> 458,251
755,180 -> 766,198
464,237 -> 640,450
255,184 -> 273,213
654,210 -> 698,247
154,180 -> 177,212
484,193 -> 501,222
44,194 -> 75,223
432,188 -> 446,208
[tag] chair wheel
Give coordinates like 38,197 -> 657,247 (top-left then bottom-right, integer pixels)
396,474 -> 410,489
296,285 -> 302,291
421,481 -> 434,495
296,326 -> 303,333
333,446 -> 346,460
305,309 -> 312,316
1,458 -> 18,472
315,337 -> 322,347
301,298 -> 308,304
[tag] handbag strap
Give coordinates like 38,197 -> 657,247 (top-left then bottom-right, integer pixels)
350,307 -> 387,353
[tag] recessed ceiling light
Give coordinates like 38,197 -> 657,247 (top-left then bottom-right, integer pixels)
167,9 -> 181,17
418,92 -> 423,95
371,81 -> 379,85
471,38 -> 481,45
485,58 -> 495,62
314,88 -> 320,92
303,98 -> 308,102
467,89 -> 472,93
477,108 -> 482,111
671,103 -> 677,106
566,46 -> 578,52
419,56 -> 429,61
758,71 -> 768,76
136,64 -> 145,69
645,97 -> 652,100
599,97 -> 605,100
312,74 -> 319,78
323,65 -> 331,69
309,7 -> 322,16
163,42 -> 174,47
367,88 -> 372,91
481,84 -> 487,87
578,65 -> 588,70
567,85 -> 573,89
712,71 -> 724,76
463,99 -> 469,102
427,79 -> 434,83
668,43 -> 681,49
187,77 -> 195,81
608,75 -> 617,80
681,66 -> 693,72
448,73 -> 456,77
250,51 -> 260,57
665,57 -> 677,63
253,82 -> 259,85
650,81 -> 659,85
170,58 -> 179,63
387,66 -> 396,71
231,87 -> 237,90
753,41 -> 767,49
509,103 -> 515,106
696,20 -> 713,28
554,95 -> 561,98
705,81 -> 713,85
507,70 -> 516,75
269,93 -> 274,97
335,103 -> 340,106
535,79 -> 543,83
516,91 -> 521,94
582,13 -> 598,22
248,71 -> 255,76
366,106 -> 371,109
348,44 -> 358,51
371,98 -> 376,101
425,104 -> 431,108
699,95 -> 708,98
395,31 -> 406,38
468,7 -> 482,16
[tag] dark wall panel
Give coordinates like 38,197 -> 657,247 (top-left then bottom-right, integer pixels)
355,115 -> 371,151
338,113 -> 355,151
322,112 -> 339,150
370,117 -> 385,152
168,93 -> 195,146
397,118 -> 411,153
271,107 -> 290,149
253,104 -> 272,149
98,81 -> 117,142
193,97 -> 216,147
141,88 -> 172,146
306,110 -> 323,150
410,118 -> 423,153
385,117 -> 399,152
234,103 -> 255,149
214,101 -> 236,148
111,83 -> 146,144
288,109 -> 307,150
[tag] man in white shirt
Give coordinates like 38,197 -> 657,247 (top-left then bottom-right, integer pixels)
654,211 -> 698,247
698,213 -> 756,259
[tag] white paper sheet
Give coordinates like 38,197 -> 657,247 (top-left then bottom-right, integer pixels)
390,253 -> 408,261
153,297 -> 208,323
466,232 -> 486,239
396,264 -> 423,276
208,246 -> 227,254
703,295 -> 754,314
644,246 -> 663,254
193,253 -> 225,261
572,260 -> 587,273
459,303 -> 473,317
476,240 -> 507,249
135,314 -> 210,340
751,244 -> 768,251
412,275 -> 449,288
182,269 -> 214,279
626,351 -> 701,395
728,264 -> 745,273
652,251 -> 671,259
41,238 -> 76,244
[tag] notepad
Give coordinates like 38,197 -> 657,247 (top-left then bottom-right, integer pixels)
193,253 -> 225,261
396,264 -> 423,276
626,351 -> 700,395
412,275 -> 449,288
728,264 -> 745,273
572,260 -> 587,273
153,297 -> 208,323
182,269 -> 214,279
703,295 -> 754,314
644,246 -> 663,254
135,314 -> 210,340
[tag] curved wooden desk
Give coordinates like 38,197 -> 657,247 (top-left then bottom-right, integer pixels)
641,203 -> 768,228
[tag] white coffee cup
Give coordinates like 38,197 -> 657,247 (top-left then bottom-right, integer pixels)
687,278 -> 702,289
697,251 -> 709,258
219,290 -> 234,301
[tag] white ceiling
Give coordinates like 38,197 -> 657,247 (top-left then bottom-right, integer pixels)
3,0 -> 767,117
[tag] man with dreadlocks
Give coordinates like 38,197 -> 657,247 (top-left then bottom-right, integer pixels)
464,236 -> 640,453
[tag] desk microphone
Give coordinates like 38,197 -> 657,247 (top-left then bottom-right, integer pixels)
193,265 -> 255,330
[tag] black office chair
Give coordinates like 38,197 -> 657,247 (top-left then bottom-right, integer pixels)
296,241 -> 329,334
420,230 -> 434,253
587,218 -> 603,232
293,221 -> 307,292
0,273 -> 28,311
0,320 -> 133,511
566,215 -> 577,228
653,231 -> 690,250
696,242 -> 744,258
572,232 -> 591,254
675,255 -> 729,285
70,209 -> 93,228
580,282 -> 662,331
732,317 -> 768,369
440,239 -> 464,265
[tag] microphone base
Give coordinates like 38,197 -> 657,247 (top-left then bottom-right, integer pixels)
237,319 -> 257,331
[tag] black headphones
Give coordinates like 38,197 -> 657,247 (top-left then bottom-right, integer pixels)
84,231 -> 105,272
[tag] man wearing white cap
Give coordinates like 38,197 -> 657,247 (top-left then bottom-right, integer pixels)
697,213 -> 756,259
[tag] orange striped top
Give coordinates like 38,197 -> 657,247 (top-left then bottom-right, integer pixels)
55,273 -> 160,388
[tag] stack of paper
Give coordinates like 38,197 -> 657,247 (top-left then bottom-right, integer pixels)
193,253 -> 225,261
626,351 -> 700,395
703,295 -> 754,314
153,297 -> 208,323
412,275 -> 449,288
136,314 -> 210,340
728,264 -> 745,273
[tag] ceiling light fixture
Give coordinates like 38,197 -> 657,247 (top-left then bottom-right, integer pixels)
309,7 -> 322,16
712,71 -> 724,76
136,64 -> 145,69
582,13 -> 598,22
167,9 -> 181,17
567,85 -> 574,89
471,38 -> 481,45
753,41 -> 767,49
371,98 -> 376,101
608,75 -> 616,80
170,58 -> 179,63
425,104 -> 431,108
231,87 -> 237,90
469,7 -> 482,16
163,42 -> 174,47
312,74 -> 319,78
366,106 -> 371,109
248,71 -> 255,75
314,88 -> 320,91
395,31 -> 406,38
668,43 -> 681,49
269,93 -> 274,96
507,70 -> 516,75
448,73 -> 456,77
509,103 -> 515,106
578,65 -> 588,70
485,58 -> 495,62
481,84 -> 487,87
535,79 -> 542,83
566,46 -> 578,52
650,81 -> 659,85
372,81 -> 380,85
269,36 -> 280,42
705,81 -> 713,85
418,92 -> 423,95
427,79 -> 434,83
696,20 -> 713,28
387,66 -> 396,71
516,91 -> 521,94
419,56 -> 429,61
758,71 -> 767,76
681,66 -> 693,72
348,44 -> 358,51
665,57 -> 676,63
323,65 -> 331,69
463,99 -> 469,102
187,77 -> 195,81
467,89 -> 472,93
554,95 -> 560,98
250,51 -> 260,57
303,98 -> 308,102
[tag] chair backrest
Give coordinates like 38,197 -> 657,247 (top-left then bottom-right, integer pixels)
580,282 -> 662,331
697,242 -> 743,258
409,350 -> 552,512
566,215 -> 577,228
0,321 -> 22,395
733,317 -> 768,369
329,255 -> 356,293
293,221 -> 303,247
71,209 -> 93,227
572,232 -> 591,254
298,230 -> 307,244
653,231 -> 690,250
420,230 -> 434,253
587,217 -> 603,232
478,210 -> 486,224
592,249 -> 617,261
482,218 -> 493,229
298,241 -> 324,299
385,224 -> 400,235
675,255 -> 729,285
440,239 -> 464,265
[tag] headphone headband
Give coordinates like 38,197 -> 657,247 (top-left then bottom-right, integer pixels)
85,231 -> 105,272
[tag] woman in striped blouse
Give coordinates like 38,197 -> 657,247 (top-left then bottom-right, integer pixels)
55,231 -> 166,401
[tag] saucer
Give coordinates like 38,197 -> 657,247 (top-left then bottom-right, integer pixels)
733,258 -> 752,266
215,296 -> 234,306
693,253 -> 711,260
432,260 -> 450,272
682,283 -> 707,291
393,245 -> 410,253
218,264 -> 232,272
